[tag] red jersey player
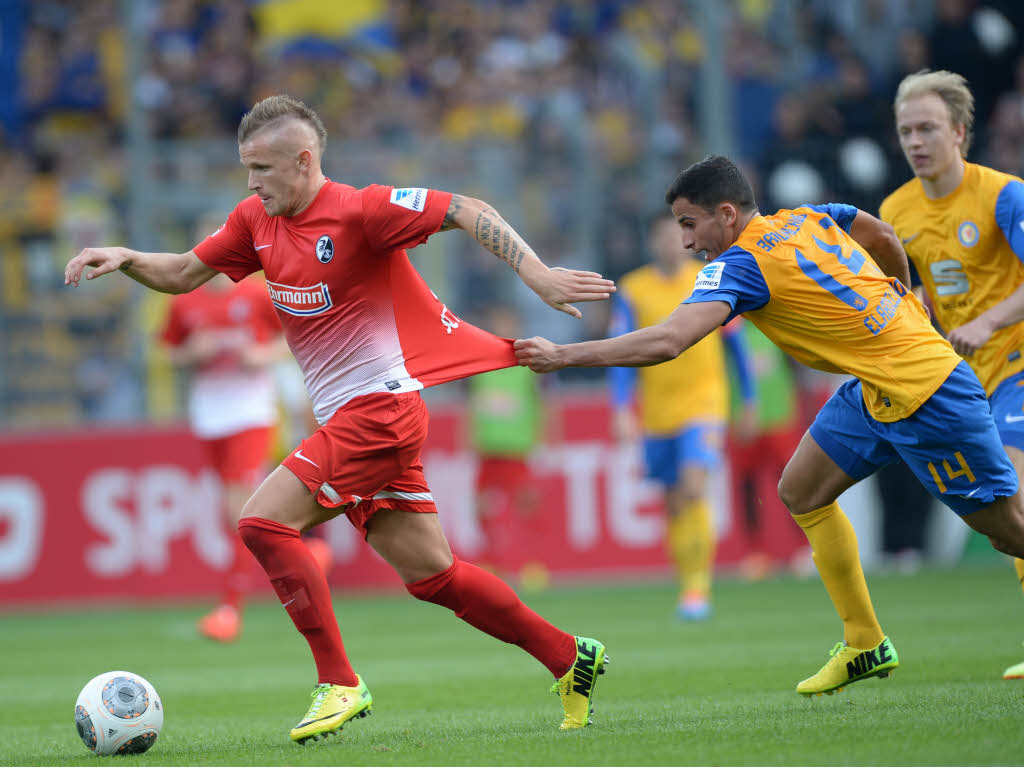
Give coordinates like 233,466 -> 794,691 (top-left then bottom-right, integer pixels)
66,94 -> 614,741
160,271 -> 284,642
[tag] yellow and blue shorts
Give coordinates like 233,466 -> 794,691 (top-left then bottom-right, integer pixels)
809,361 -> 1018,515
642,422 -> 724,488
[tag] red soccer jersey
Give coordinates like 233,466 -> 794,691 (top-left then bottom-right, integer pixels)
160,277 -> 282,438
193,181 -> 516,423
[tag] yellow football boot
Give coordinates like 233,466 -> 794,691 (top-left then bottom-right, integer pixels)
797,636 -> 899,696
551,636 -> 608,730
290,676 -> 372,744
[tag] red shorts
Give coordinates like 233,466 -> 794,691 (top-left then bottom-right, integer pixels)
200,426 -> 274,484
282,392 -> 436,536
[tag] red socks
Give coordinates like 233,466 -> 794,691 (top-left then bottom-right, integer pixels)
405,557 -> 577,678
238,517 -> 358,687
240,517 -> 575,682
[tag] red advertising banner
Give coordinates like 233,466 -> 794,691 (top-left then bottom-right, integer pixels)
0,394 -> 806,606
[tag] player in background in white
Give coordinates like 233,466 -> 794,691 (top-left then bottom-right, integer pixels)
66,94 -> 615,741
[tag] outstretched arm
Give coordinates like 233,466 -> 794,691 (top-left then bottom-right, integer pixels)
514,300 -> 731,372
849,211 -> 912,287
66,247 -> 217,294
440,194 -> 615,318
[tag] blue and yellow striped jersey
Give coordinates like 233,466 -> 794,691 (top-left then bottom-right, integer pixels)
684,204 -> 962,422
880,162 -> 1024,394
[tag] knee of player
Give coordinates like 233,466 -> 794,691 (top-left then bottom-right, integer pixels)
777,475 -> 798,513
988,534 -> 1024,559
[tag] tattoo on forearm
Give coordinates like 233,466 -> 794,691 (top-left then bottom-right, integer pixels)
474,208 -> 531,274
440,194 -> 464,230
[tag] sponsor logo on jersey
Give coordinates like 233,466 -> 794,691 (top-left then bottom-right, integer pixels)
315,234 -> 334,263
389,187 -> 427,212
266,280 -> 333,316
957,220 -> 979,247
694,262 -> 724,290
440,304 -> 460,334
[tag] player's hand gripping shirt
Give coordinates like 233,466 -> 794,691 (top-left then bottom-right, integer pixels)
684,204 -> 962,422
880,162 -> 1024,394
610,260 -> 735,434
193,182 -> 516,423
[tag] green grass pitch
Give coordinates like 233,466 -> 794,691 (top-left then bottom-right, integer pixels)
1,565 -> 1022,766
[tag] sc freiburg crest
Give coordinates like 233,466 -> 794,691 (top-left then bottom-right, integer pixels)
315,234 -> 334,263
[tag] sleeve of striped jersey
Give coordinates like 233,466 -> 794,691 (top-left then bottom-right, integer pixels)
682,247 -> 770,323
994,180 -> 1024,264
806,203 -> 858,233
608,292 -> 637,408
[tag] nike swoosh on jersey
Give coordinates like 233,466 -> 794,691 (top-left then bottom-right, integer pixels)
294,449 -> 319,467
1005,414 -> 1024,423
255,244 -> 272,251
901,233 -> 920,245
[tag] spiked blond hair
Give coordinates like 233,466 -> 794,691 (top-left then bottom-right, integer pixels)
237,94 -> 327,155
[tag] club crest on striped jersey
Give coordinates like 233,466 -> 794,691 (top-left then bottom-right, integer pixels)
957,221 -> 978,247
266,280 -> 333,316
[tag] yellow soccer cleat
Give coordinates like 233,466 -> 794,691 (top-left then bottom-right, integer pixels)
290,676 -> 372,744
797,636 -> 899,696
551,636 -> 608,730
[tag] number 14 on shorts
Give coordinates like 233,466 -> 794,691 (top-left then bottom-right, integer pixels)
926,451 -> 976,494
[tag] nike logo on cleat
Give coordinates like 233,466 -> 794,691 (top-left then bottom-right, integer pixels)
572,641 -> 598,696
845,642 -> 894,678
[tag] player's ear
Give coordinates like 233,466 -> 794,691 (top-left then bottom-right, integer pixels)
718,201 -> 738,226
297,148 -> 312,172
953,121 -> 966,150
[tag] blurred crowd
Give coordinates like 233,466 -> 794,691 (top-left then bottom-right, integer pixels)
2,0 -> 1024,428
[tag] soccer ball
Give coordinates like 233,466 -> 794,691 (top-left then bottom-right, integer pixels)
74,671 -> 163,756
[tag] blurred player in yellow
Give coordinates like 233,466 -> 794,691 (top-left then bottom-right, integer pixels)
881,69 -> 1024,680
610,213 -> 756,620
516,155 -> 1024,695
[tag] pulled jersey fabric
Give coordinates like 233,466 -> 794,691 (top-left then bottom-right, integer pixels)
194,181 -> 516,424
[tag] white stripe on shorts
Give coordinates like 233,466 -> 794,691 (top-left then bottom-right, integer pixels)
374,490 -> 434,502
319,483 -> 343,504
